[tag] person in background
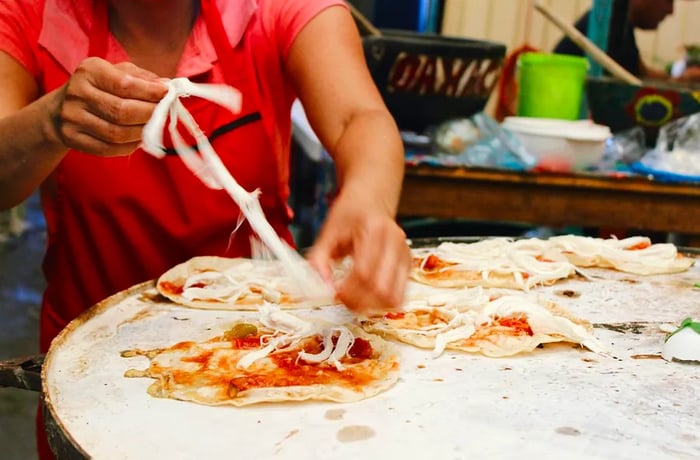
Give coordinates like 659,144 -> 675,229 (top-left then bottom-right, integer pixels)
0,1 -> 410,458
554,0 -> 700,82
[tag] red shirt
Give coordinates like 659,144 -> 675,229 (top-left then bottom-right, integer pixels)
0,0 -> 345,352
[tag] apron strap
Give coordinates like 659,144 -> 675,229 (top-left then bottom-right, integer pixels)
199,0 -> 239,86
88,0 -> 109,58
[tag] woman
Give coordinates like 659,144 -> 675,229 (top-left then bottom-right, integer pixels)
0,0 -> 409,457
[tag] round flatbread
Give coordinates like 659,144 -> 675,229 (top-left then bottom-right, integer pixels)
122,322 -> 400,406
546,235 -> 695,275
157,256 -> 335,310
410,240 -> 576,290
362,293 -> 604,358
409,237 -> 694,292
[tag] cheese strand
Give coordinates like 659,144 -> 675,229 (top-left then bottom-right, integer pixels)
141,78 -> 333,300
236,305 -> 357,370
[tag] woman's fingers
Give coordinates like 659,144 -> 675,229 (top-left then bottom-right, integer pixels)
53,93 -> 150,154
336,217 -> 410,314
51,57 -> 168,156
80,58 -> 167,102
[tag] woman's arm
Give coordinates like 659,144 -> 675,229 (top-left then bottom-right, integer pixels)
0,52 -> 64,209
0,53 -> 166,210
285,6 -> 403,215
638,58 -> 671,81
286,6 -> 410,313
639,57 -> 700,83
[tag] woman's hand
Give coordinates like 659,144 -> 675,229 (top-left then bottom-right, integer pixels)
48,57 -> 167,157
307,193 -> 410,315
287,6 -> 408,314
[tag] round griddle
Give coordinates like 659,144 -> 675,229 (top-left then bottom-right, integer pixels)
39,241 -> 700,459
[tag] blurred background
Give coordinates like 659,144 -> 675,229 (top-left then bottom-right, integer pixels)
4,1 -> 700,458
353,0 -> 700,113
442,0 -> 700,114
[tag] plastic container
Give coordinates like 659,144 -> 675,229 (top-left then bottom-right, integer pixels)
502,117 -> 611,171
517,53 -> 589,120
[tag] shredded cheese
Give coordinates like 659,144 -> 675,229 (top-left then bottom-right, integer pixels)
547,235 -> 693,274
377,289 -> 605,357
415,239 -> 578,289
414,236 -> 692,282
235,305 -> 357,371
179,261 -> 304,304
481,295 -> 606,353
142,78 -> 333,300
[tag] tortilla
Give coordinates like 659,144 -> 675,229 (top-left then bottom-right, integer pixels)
157,256 -> 335,310
122,319 -> 399,406
410,240 -> 577,290
362,293 -> 604,358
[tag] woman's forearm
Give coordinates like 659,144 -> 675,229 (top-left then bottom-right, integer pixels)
330,109 -> 404,217
0,57 -> 168,210
0,90 -> 68,209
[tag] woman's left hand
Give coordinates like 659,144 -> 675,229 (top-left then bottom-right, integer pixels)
307,193 -> 410,315
288,5 -> 409,314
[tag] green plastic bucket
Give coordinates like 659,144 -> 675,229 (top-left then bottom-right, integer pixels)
517,52 -> 589,120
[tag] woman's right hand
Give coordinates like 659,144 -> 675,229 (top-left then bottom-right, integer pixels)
48,57 -> 167,157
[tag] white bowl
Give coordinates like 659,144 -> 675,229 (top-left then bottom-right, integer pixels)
503,117 -> 611,171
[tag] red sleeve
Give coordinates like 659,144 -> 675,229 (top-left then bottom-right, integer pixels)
0,0 -> 43,78
259,0 -> 348,60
